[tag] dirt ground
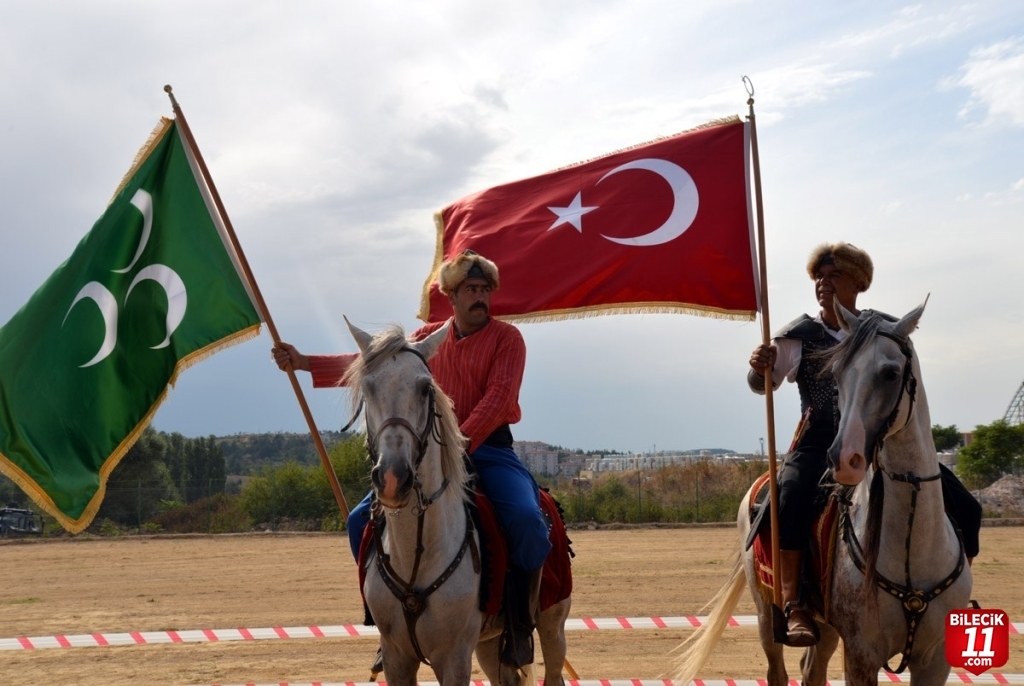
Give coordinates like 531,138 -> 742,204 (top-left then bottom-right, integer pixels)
0,525 -> 1021,685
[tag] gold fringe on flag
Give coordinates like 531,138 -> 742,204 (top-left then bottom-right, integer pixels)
108,117 -> 175,206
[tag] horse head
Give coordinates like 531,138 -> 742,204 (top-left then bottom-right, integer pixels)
344,318 -> 450,509
826,300 -> 926,486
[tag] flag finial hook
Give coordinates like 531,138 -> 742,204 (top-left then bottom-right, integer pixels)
742,76 -> 755,105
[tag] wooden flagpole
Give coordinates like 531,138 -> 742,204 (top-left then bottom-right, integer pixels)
164,85 -> 350,520
744,77 -> 783,616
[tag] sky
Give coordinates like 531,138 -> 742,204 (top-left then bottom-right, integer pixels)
2,1 -> 1023,456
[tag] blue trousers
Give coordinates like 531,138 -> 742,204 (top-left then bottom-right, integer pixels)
347,443 -> 552,571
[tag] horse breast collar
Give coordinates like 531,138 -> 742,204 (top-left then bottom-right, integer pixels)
371,501 -> 481,666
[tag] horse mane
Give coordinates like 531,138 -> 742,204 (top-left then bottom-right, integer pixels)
342,325 -> 470,503
817,311 -> 886,379
814,311 -> 899,605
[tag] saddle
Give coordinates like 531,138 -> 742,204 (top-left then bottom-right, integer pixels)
746,472 -> 841,622
357,487 -> 574,624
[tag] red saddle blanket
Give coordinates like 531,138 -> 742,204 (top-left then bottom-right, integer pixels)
749,471 -> 840,620
358,488 -> 573,619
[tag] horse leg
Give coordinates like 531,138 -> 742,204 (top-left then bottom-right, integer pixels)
909,644 -> 954,686
744,560 -> 788,686
476,630 -> 502,684
379,637 -> 421,686
537,598 -> 571,686
754,611 -> 788,686
429,647 -> 476,686
799,624 -> 839,686
840,649 -> 881,686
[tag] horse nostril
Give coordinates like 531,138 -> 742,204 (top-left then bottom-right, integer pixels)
850,453 -> 864,472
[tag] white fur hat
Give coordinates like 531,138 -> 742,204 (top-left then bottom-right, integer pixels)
437,250 -> 500,296
807,242 -> 873,292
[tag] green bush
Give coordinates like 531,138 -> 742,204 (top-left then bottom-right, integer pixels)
552,460 -> 764,525
151,493 -> 251,533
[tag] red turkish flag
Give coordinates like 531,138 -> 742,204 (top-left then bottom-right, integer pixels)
418,117 -> 758,323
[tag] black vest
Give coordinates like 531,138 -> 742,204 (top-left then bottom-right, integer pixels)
776,315 -> 840,453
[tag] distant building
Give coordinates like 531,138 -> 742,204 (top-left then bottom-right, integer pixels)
585,451 -> 760,472
513,441 -> 560,476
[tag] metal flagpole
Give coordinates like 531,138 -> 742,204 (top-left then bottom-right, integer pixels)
743,77 -> 785,631
163,85 -> 350,520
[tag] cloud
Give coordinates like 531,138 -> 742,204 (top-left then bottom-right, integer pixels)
831,4 -> 973,58
880,200 -> 903,215
945,38 -> 1024,127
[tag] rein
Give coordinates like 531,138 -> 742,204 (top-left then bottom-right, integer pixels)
364,346 -> 480,667
838,329 -> 965,674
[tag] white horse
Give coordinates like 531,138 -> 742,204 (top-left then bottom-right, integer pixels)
343,320 -> 572,686
676,302 -> 972,686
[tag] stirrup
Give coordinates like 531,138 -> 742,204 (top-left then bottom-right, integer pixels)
369,645 -> 384,681
783,601 -> 820,647
499,622 -> 535,668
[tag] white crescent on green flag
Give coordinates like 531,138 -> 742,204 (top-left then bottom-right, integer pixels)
0,117 -> 263,533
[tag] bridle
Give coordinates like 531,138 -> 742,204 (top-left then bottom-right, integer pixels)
837,329 -> 966,674
870,330 -> 918,465
362,347 -> 480,667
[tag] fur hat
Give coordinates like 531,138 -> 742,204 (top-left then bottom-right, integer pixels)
807,242 -> 873,292
437,250 -> 500,296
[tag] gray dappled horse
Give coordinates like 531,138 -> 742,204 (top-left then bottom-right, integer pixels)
344,320 -> 571,686
675,302 -> 972,686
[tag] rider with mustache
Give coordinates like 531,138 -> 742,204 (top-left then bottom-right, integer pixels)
272,249 -> 549,670
747,242 -> 981,648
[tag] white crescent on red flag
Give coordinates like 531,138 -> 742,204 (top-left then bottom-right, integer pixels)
419,116 -> 758,323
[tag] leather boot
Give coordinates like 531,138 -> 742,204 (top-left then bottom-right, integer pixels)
500,566 -> 540,668
778,549 -> 819,647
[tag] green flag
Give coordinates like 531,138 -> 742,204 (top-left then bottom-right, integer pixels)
0,118 -> 262,533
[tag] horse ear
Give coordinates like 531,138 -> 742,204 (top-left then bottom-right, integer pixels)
344,316 -> 374,354
834,296 -> 860,333
414,321 -> 450,360
894,295 -> 928,339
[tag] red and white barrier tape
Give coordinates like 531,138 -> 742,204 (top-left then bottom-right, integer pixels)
194,677 -> 1024,686
3,616 -> 1021,651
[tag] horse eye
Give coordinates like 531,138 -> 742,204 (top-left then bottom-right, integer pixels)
881,367 -> 901,382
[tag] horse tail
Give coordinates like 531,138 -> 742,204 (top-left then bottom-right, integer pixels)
673,554 -> 746,685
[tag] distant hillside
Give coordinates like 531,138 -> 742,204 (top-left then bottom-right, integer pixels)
216,431 -> 352,475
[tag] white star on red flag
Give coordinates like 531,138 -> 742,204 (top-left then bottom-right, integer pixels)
547,191 -> 598,232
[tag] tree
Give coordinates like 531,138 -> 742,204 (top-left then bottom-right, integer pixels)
99,427 -> 179,527
932,424 -> 963,452
324,434 -> 372,514
957,420 -> 1024,488
182,436 -> 227,503
240,461 -> 323,524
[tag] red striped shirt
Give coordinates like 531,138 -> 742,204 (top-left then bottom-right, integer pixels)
308,318 -> 525,452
